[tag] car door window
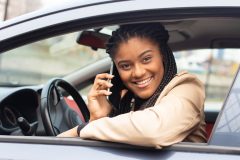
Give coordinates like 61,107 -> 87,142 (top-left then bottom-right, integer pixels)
209,67 -> 240,147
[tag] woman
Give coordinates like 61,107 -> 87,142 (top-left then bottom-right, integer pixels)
58,23 -> 207,148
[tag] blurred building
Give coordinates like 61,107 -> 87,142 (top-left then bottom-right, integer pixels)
0,0 -> 42,21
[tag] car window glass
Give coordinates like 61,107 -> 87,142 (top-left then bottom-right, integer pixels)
0,32 -> 108,86
209,67 -> 240,147
174,49 -> 239,112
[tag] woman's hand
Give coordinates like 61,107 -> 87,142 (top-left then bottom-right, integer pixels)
87,73 -> 114,121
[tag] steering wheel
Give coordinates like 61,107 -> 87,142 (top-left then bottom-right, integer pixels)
40,78 -> 90,136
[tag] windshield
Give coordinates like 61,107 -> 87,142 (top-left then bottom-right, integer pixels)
0,32 -> 108,86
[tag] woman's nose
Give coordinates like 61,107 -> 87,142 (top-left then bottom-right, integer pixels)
132,64 -> 145,78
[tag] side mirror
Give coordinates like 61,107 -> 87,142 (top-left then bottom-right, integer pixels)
76,31 -> 110,50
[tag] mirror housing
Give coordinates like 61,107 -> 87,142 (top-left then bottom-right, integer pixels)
76,31 -> 110,50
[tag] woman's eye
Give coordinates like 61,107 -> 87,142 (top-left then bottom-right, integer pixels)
142,56 -> 152,63
120,64 -> 131,70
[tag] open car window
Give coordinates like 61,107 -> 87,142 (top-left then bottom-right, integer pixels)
1,26 -> 240,131
1,24 -> 239,114
0,32 -> 108,86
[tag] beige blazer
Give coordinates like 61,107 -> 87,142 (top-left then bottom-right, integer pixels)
80,71 -> 207,148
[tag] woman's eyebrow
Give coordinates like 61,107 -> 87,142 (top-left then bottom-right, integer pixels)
138,49 -> 153,58
117,60 -> 130,66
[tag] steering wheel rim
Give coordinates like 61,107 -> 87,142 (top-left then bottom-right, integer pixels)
40,78 -> 89,136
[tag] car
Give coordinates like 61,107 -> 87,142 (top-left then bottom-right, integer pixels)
0,0 -> 240,159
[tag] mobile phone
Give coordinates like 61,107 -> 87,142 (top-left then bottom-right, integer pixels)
107,61 -> 114,99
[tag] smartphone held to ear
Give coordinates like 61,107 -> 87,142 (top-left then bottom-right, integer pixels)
108,61 -> 114,88
107,61 -> 114,99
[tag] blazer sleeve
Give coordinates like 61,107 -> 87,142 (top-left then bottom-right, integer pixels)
80,74 -> 205,148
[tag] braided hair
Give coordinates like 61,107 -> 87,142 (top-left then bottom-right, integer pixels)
106,23 -> 177,115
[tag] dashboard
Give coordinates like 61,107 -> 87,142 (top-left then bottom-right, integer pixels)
0,87 -> 41,135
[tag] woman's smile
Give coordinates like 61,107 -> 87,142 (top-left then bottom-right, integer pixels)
132,76 -> 153,88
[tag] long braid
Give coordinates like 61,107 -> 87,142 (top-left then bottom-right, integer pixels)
106,23 -> 177,114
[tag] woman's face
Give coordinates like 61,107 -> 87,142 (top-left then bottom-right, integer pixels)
114,37 -> 164,99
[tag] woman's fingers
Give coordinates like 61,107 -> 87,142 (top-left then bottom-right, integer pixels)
88,73 -> 114,99
95,79 -> 113,90
96,73 -> 114,80
93,73 -> 114,90
88,89 -> 112,99
96,90 -> 112,96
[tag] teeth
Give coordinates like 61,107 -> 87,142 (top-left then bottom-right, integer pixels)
136,78 -> 151,85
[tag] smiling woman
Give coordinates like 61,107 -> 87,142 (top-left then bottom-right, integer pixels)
58,23 -> 207,148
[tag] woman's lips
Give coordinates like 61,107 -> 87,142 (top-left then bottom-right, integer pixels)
134,77 -> 153,88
